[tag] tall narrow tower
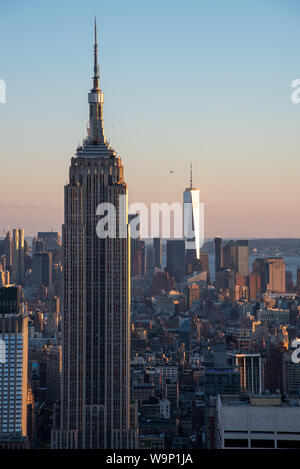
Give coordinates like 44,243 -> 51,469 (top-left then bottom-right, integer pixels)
51,21 -> 135,449
183,163 -> 201,273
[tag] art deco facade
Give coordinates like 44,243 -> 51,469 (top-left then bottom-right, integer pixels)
51,23 -> 136,449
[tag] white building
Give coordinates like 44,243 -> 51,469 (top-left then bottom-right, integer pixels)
183,163 -> 201,259
0,287 -> 28,439
217,394 -> 300,449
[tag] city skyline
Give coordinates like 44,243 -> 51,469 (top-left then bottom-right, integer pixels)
1,0 -> 300,238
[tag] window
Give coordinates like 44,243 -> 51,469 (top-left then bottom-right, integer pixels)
224,438 -> 248,448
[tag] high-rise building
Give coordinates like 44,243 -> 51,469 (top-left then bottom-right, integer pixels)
236,240 -> 249,276
31,252 -> 53,288
12,229 -> 25,285
297,267 -> 300,296
187,283 -> 200,308
0,286 -> 29,446
37,232 -> 61,252
227,352 -> 262,395
145,243 -> 154,278
249,272 -> 261,300
222,241 -> 237,271
46,345 -> 62,403
252,258 -> 267,294
153,238 -> 162,269
51,23 -> 135,449
286,271 -> 294,293
214,237 -> 223,275
266,257 -> 286,293
183,162 -> 201,261
222,240 -> 249,277
4,231 -> 12,271
166,240 -> 186,282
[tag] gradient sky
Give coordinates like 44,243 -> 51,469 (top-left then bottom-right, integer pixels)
1,0 -> 300,238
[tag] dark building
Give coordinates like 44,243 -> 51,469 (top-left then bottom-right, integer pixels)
204,368 -> 240,403
0,285 -> 22,315
286,271 -> 294,293
37,232 -> 61,252
31,252 -> 53,287
166,240 -> 186,282
222,241 -> 237,271
153,238 -> 162,269
214,237 -> 223,275
4,231 -> 12,270
297,268 -> 300,296
252,258 -> 267,293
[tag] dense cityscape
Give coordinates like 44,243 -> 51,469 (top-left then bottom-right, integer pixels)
1,11 -> 300,454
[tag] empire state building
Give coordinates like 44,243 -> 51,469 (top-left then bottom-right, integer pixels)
51,22 -> 136,449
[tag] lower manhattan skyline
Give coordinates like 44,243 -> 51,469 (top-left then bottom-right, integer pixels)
2,0 -> 300,458
1,0 -> 300,238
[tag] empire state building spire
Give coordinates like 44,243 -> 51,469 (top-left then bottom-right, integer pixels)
93,18 -> 100,89
88,18 -> 105,144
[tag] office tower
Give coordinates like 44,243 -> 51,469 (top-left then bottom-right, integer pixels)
187,283 -> 200,308
132,248 -> 142,277
236,240 -> 249,276
215,267 -> 235,293
265,342 -> 285,394
37,232 -> 61,251
222,241 -> 237,271
285,271 -> 294,293
12,229 -> 25,285
0,286 -> 29,447
145,243 -> 154,277
214,237 -> 223,275
139,240 -> 146,276
183,162 -> 201,261
249,272 -> 261,300
31,252 -> 53,288
223,240 -> 249,276
252,258 -> 267,293
4,231 -> 12,271
32,237 -> 45,253
153,238 -> 162,269
51,23 -> 134,450
227,352 -> 262,395
166,239 -> 186,282
46,345 -> 62,403
297,268 -> 300,296
266,258 -> 286,293
200,251 -> 209,272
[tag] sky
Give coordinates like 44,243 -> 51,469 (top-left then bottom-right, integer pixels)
1,0 -> 300,238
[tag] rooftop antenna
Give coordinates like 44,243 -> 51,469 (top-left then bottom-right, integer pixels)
190,161 -> 193,189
